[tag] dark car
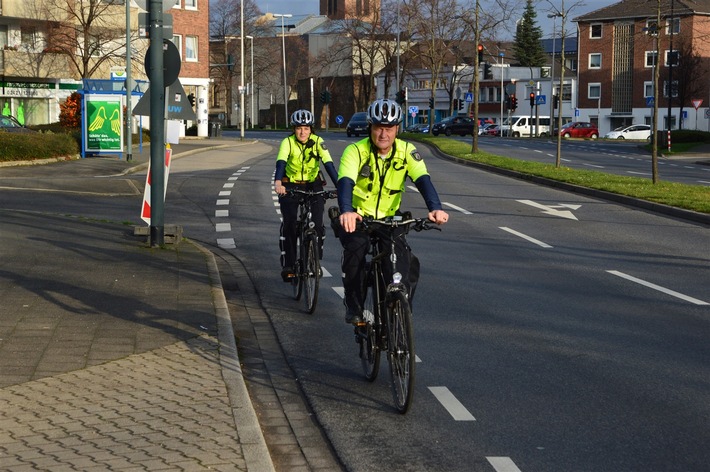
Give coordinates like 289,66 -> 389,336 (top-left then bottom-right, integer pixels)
431,115 -> 476,136
405,123 -> 429,133
557,121 -> 599,139
0,115 -> 35,133
346,112 -> 368,137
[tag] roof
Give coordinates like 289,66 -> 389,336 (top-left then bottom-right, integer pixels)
574,0 -> 710,23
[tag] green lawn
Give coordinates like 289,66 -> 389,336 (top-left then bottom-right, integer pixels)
405,135 -> 710,215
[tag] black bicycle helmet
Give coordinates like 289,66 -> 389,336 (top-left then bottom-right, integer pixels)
290,109 -> 315,127
366,98 -> 402,125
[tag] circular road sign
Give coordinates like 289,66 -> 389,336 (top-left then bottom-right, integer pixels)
335,115 -> 344,125
144,39 -> 181,87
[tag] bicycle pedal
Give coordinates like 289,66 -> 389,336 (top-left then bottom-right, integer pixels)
354,321 -> 367,327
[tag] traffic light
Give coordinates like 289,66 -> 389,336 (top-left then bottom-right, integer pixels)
529,92 -> 535,107
395,89 -> 406,104
553,94 -> 558,109
227,54 -> 234,71
512,95 -> 518,111
483,63 -> 492,80
429,97 -> 434,109
459,99 -> 464,111
320,90 -> 331,104
187,93 -> 195,108
320,91 -> 326,103
477,44 -> 483,63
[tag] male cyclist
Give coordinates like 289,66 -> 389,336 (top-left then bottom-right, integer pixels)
275,109 -> 339,282
336,98 -> 449,324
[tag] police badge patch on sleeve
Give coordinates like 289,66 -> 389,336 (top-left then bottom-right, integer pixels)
410,149 -> 422,161
321,142 -> 328,150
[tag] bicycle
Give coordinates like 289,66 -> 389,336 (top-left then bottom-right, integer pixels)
354,215 -> 440,414
287,188 -> 336,314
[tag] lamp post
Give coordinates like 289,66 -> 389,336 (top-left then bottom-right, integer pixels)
239,0 -> 245,139
666,0 -> 675,151
273,13 -> 292,129
499,50 -> 504,136
246,35 -> 254,129
547,13 -> 562,126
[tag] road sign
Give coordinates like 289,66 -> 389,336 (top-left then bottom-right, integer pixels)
335,115 -> 344,125
135,0 -> 179,12
646,96 -> 654,107
144,39 -> 181,87
536,95 -> 546,105
505,83 -> 516,95
464,92 -> 473,103
133,81 -> 196,121
138,13 -> 173,39
692,99 -> 703,110
408,106 -> 419,114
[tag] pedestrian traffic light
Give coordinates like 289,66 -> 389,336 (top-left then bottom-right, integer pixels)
429,97 -> 434,109
483,63 -> 492,80
395,89 -> 406,104
187,93 -> 195,108
477,44 -> 483,63
529,92 -> 535,107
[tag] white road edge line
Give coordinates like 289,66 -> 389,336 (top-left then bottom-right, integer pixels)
499,227 -> 553,248
607,270 -> 709,306
442,202 -> 473,215
428,386 -> 476,421
486,457 -> 523,472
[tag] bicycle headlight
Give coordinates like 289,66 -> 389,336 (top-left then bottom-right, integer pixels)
392,272 -> 403,284
308,221 -> 316,229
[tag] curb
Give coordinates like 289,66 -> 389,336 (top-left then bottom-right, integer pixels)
191,239 -> 276,472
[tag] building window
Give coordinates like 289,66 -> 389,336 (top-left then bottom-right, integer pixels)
588,83 -> 601,99
185,0 -> 197,8
663,80 -> 679,98
665,50 -> 679,67
185,35 -> 198,61
590,23 -> 602,38
644,81 -> 654,97
665,17 -> 680,35
645,51 -> 658,68
589,53 -> 601,69
21,26 -> 39,52
171,35 -> 183,59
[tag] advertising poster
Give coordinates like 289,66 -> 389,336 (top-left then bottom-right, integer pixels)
84,95 -> 123,153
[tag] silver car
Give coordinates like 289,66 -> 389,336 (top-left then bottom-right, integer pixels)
604,124 -> 651,140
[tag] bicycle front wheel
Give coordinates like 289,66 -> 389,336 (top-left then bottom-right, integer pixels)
360,268 -> 380,381
303,235 -> 320,314
387,290 -> 415,414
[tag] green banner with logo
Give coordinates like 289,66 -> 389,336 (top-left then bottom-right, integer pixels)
84,96 -> 123,152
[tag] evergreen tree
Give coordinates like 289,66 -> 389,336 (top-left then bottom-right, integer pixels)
512,0 -> 546,67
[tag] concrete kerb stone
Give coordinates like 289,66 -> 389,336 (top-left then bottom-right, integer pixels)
191,239 -> 276,472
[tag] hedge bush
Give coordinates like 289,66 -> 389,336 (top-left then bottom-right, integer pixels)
0,131 -> 79,162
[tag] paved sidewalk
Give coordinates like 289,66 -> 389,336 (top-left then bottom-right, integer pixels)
0,196 -> 273,470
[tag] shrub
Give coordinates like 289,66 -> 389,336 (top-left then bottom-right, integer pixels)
0,132 -> 79,161
59,92 -> 82,129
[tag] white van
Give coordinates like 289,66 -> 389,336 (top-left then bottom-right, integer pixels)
502,115 -> 551,137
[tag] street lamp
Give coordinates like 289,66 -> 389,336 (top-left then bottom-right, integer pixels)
547,13 -> 562,125
273,13 -> 292,128
240,0 -> 244,139
246,35 -> 254,129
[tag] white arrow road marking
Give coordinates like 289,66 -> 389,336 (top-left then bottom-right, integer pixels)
428,387 -> 476,421
487,457 -> 523,472
500,227 -> 552,248
517,199 -> 579,220
607,270 -> 709,306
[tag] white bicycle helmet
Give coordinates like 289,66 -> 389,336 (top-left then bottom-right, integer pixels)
366,98 -> 402,125
290,109 -> 315,127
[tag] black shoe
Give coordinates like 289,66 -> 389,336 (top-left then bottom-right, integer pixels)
281,267 -> 295,282
345,307 -> 363,325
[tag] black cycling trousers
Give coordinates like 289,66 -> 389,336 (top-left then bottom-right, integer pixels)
339,225 -> 416,310
279,182 -> 325,268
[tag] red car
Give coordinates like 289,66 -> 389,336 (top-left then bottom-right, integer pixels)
558,121 -> 599,139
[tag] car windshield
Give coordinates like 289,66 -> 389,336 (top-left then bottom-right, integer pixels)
351,113 -> 367,121
613,125 -> 628,131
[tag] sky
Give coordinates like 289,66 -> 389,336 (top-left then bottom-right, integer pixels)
253,0 -> 619,36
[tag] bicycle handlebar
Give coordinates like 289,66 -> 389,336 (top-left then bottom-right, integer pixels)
286,188 -> 337,200
360,216 -> 441,232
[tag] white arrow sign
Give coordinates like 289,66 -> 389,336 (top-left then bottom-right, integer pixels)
517,199 -> 579,220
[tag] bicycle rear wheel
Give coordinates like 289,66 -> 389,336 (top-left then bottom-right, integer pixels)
387,290 -> 415,414
359,267 -> 380,381
292,258 -> 303,300
303,235 -> 320,314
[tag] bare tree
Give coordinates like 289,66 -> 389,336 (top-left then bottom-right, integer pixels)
665,35 -> 706,130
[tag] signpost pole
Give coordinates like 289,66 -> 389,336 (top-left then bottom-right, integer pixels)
148,0 -> 165,247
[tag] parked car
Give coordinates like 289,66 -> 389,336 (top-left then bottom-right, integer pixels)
558,121 -> 599,139
0,115 -> 35,133
346,112 -> 368,137
604,124 -> 652,140
431,116 -> 476,136
478,123 -> 497,136
405,123 -> 429,133
481,124 -> 501,136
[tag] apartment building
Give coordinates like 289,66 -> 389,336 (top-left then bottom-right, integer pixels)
575,0 -> 710,134
0,0 -> 209,135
